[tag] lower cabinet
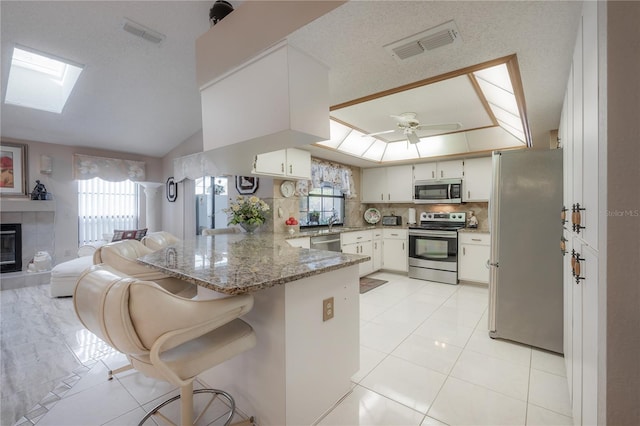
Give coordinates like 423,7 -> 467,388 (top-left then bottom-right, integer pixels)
458,232 -> 490,283
372,230 -> 383,271
286,237 -> 310,249
341,230 -> 373,277
382,229 -> 408,272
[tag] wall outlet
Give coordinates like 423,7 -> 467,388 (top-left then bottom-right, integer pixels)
323,297 -> 334,321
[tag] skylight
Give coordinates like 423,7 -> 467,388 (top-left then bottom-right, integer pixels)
4,46 -> 84,114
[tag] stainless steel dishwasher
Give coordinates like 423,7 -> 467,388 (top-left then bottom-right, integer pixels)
310,234 -> 342,252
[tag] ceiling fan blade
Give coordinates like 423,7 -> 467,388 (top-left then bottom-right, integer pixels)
416,122 -> 462,131
362,129 -> 396,137
406,131 -> 420,144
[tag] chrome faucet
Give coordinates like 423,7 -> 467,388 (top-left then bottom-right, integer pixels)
328,214 -> 339,231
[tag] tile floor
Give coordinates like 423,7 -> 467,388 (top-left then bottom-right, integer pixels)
10,271 -> 572,425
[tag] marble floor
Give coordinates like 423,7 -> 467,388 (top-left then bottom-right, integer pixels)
2,271 -> 573,425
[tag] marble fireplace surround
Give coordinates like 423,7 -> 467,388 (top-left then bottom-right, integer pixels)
1,199 -> 56,290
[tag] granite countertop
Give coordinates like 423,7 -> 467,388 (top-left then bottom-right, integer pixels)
284,225 -> 409,239
458,228 -> 490,234
138,234 -> 369,295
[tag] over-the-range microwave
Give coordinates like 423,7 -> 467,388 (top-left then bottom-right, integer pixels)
413,179 -> 462,204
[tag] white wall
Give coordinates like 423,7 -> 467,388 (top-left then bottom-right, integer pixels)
2,137 -> 162,264
160,130 -> 203,239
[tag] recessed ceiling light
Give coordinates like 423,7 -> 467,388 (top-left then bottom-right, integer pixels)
4,45 -> 84,114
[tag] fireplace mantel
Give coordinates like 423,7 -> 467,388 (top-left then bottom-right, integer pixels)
1,199 -> 55,212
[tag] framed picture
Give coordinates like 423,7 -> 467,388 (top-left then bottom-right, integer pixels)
235,176 -> 259,195
0,142 -> 28,197
166,176 -> 178,202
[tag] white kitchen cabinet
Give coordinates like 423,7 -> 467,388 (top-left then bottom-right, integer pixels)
341,230 -> 373,277
462,157 -> 492,202
457,232 -> 490,283
252,148 -> 311,179
200,41 -> 329,153
372,229 -> 383,271
382,229 -> 408,272
413,160 -> 463,180
361,168 -> 387,203
286,237 -> 310,249
361,165 -> 412,203
562,3 -> 603,425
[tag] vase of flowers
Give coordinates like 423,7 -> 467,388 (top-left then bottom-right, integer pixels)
225,195 -> 270,233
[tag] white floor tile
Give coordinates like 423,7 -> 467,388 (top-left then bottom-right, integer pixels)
450,349 -> 530,401
417,283 -> 459,299
441,293 -> 487,313
141,388 -> 238,426
526,403 -> 573,425
22,274 -> 574,426
117,371 -> 177,406
360,321 -> 413,353
421,415 -> 448,425
359,301 -> 389,321
531,349 -> 566,377
35,380 -> 139,426
392,334 -> 463,375
369,299 -> 437,329
351,346 -> 387,383
360,355 -> 447,414
465,328 -> 532,367
428,377 -> 527,425
413,318 -> 475,348
528,369 -> 572,417
429,305 -> 485,328
317,385 -> 425,426
101,407 -> 148,426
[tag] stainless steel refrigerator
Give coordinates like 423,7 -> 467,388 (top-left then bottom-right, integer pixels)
488,149 -> 563,353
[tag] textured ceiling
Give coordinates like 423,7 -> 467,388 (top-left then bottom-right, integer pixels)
1,1 -> 582,161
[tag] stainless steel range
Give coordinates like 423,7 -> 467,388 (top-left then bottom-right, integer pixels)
408,212 -> 466,284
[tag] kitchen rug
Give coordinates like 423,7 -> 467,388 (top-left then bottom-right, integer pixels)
359,277 -> 388,294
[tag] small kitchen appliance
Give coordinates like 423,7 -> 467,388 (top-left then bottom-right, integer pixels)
408,211 -> 466,284
413,179 -> 462,204
381,215 -> 402,226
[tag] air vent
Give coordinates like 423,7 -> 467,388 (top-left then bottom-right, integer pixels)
384,20 -> 461,61
122,18 -> 166,44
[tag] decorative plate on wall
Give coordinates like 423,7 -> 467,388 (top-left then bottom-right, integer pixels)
235,176 -> 259,195
166,177 -> 178,202
364,207 -> 381,224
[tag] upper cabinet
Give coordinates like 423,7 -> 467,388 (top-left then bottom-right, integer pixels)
200,41 -> 329,156
462,157 -> 492,202
252,148 -> 311,180
361,165 -> 413,203
413,160 -> 463,180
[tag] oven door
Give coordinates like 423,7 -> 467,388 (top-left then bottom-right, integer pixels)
408,230 -> 458,271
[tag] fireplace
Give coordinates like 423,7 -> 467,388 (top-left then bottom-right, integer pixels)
1,223 -> 22,273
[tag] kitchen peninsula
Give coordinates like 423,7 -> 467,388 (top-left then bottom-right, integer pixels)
138,234 -> 368,425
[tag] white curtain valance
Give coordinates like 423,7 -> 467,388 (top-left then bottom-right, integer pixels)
173,151 -> 220,182
73,154 -> 145,182
305,159 -> 355,198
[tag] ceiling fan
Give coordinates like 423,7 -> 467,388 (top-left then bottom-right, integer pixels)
364,112 -> 461,144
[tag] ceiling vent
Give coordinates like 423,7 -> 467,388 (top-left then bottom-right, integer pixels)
384,20 -> 461,61
122,18 -> 166,44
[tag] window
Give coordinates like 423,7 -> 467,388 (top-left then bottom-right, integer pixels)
78,178 -> 138,245
299,184 -> 345,228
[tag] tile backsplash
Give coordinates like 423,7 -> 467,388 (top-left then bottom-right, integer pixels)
357,202 -> 490,230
